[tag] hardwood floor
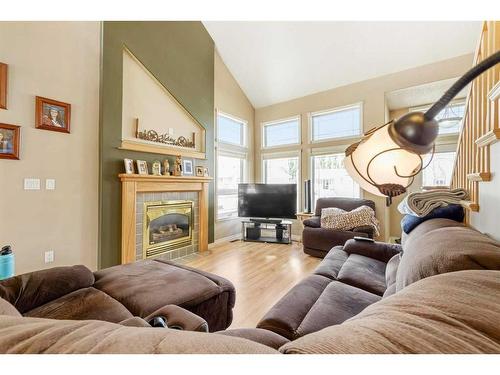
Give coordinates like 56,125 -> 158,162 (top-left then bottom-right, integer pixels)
177,240 -> 320,329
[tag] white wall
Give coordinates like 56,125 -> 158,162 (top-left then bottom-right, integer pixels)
0,22 -> 101,274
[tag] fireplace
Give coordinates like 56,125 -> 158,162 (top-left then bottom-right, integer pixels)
142,200 -> 193,259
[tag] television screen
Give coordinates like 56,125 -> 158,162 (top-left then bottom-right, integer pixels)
238,183 -> 297,219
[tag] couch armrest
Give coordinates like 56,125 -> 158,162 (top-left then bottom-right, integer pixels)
144,305 -> 209,332
352,225 -> 375,238
216,328 -> 290,350
343,239 -> 402,263
118,317 -> 152,328
0,265 -> 95,314
303,217 -> 320,228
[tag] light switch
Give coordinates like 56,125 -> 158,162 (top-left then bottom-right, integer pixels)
24,178 -> 41,190
46,179 -> 56,190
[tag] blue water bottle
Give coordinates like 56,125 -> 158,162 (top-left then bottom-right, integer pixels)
0,245 -> 15,280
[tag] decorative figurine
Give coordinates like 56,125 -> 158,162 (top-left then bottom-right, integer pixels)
152,160 -> 161,176
173,155 -> 182,176
162,159 -> 170,176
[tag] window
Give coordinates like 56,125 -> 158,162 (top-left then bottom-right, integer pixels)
422,151 -> 456,187
217,154 -> 244,220
263,156 -> 299,184
263,117 -> 300,148
311,104 -> 362,142
217,112 -> 246,146
412,101 -> 465,136
312,153 -> 360,203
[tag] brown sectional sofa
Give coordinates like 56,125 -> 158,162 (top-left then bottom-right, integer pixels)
1,218 -> 500,353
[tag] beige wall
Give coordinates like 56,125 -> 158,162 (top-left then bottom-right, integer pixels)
0,22 -> 100,274
254,54 -> 473,241
470,142 -> 500,241
214,51 -> 255,240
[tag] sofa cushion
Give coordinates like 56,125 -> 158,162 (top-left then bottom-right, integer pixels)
0,316 -> 277,354
279,270 -> 500,354
24,287 -> 133,323
313,247 -> 348,279
337,254 -> 387,296
0,297 -> 21,317
397,220 -> 500,292
216,328 -> 290,350
302,226 -> 367,254
384,253 -> 400,294
0,265 -> 95,314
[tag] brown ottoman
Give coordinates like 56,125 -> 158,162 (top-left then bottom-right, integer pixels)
93,259 -> 235,332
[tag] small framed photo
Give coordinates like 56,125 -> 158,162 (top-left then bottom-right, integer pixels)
203,167 -> 209,177
195,166 -> 204,177
35,96 -> 71,134
0,62 -> 7,110
0,123 -> 20,160
182,159 -> 194,176
136,160 -> 148,175
124,158 -> 135,174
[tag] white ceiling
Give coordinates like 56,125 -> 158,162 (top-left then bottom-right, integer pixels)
203,21 -> 481,108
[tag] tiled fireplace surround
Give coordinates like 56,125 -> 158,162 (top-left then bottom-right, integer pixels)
135,191 -> 199,261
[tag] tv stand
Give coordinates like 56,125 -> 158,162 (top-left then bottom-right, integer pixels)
241,219 -> 292,244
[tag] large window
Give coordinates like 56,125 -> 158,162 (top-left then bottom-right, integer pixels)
412,101 -> 465,136
312,153 -> 360,203
422,151 -> 456,187
311,104 -> 362,142
216,154 -> 244,220
217,112 -> 246,146
263,156 -> 299,184
262,117 -> 300,148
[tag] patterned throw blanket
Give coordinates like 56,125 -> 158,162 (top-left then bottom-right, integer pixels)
321,205 -> 380,237
398,188 -> 469,218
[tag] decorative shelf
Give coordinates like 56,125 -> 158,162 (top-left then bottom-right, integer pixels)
466,172 -> 492,182
475,129 -> 500,148
119,173 -> 212,183
460,200 -> 479,212
119,139 -> 206,160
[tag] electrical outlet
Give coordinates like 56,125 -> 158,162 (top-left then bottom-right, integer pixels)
24,178 -> 41,190
46,179 -> 56,190
44,250 -> 54,263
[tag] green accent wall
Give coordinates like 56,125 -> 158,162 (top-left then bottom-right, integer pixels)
99,21 -> 215,268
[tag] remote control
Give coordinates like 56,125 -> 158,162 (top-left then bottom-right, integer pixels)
353,236 -> 375,243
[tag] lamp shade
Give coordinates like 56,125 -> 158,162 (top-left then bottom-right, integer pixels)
344,124 -> 423,197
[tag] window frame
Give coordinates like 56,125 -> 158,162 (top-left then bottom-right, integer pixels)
421,143 -> 457,190
216,110 -> 248,148
261,115 -> 301,150
309,102 -> 363,144
410,99 -> 466,137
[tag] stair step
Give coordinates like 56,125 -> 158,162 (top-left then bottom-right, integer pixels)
467,172 -> 492,182
476,128 -> 500,148
488,81 -> 500,101
460,200 -> 479,212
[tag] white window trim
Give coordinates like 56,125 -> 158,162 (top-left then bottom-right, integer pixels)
410,99 -> 465,137
308,102 -> 363,144
261,115 -> 301,150
216,109 -> 248,149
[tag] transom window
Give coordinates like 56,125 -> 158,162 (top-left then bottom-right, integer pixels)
217,112 -> 246,146
311,104 -> 362,142
412,101 -> 465,136
262,117 -> 300,148
422,151 -> 456,188
312,153 -> 360,203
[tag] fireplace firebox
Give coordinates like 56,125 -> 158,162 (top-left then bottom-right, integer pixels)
143,200 -> 193,258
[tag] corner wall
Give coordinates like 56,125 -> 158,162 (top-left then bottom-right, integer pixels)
0,22 -> 100,274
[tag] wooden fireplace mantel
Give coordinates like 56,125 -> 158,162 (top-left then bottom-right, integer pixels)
119,173 -> 213,264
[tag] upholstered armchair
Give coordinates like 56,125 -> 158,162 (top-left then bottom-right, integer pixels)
302,197 -> 376,258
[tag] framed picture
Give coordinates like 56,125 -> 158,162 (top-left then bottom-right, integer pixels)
35,96 -> 71,133
195,166 -> 204,177
0,123 -> 20,160
182,159 -> 194,176
203,167 -> 209,177
124,158 -> 135,174
0,62 -> 7,110
136,160 -> 148,175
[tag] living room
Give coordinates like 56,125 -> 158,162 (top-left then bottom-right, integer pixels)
1,0 -> 500,371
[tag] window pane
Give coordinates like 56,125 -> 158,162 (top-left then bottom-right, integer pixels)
217,155 -> 243,219
264,119 -> 299,147
422,152 -> 455,187
218,114 -> 244,145
312,106 -> 361,141
313,153 -> 360,202
435,103 -> 465,135
264,157 -> 299,184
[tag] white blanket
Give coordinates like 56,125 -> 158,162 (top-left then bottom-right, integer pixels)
398,188 -> 469,217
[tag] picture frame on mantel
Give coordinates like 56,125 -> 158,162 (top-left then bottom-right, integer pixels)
0,62 -> 7,110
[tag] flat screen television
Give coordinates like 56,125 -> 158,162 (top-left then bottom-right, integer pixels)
238,183 -> 297,219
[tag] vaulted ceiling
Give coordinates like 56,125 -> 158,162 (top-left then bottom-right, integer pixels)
203,21 -> 481,108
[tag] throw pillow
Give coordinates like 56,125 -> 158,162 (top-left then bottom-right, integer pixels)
320,205 -> 380,236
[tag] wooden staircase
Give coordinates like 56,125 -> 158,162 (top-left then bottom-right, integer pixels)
451,21 -> 500,221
